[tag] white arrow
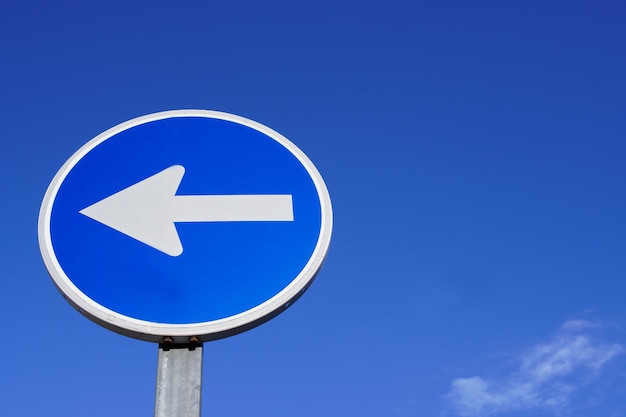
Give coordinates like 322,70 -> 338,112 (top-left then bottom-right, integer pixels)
79,165 -> 294,257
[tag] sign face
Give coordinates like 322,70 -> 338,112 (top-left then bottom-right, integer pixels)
38,110 -> 332,342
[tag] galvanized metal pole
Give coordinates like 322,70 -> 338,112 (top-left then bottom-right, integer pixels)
154,343 -> 203,417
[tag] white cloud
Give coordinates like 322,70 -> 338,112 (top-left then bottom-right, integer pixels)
446,320 -> 624,416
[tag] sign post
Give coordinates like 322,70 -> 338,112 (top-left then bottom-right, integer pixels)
38,110 -> 333,415
155,342 -> 203,417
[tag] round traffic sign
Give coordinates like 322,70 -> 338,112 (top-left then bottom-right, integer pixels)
38,110 -> 332,342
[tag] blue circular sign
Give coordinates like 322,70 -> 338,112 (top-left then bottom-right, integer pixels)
39,110 -> 333,342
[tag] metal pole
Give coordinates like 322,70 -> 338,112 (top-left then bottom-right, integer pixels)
154,342 -> 203,417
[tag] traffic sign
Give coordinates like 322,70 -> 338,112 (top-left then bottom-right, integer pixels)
38,110 -> 333,342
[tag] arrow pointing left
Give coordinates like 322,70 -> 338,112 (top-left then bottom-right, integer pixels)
79,165 -> 294,256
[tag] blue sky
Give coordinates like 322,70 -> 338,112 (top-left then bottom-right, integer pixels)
2,1 -> 626,416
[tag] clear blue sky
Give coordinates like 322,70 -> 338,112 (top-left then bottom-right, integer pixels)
2,1 -> 626,416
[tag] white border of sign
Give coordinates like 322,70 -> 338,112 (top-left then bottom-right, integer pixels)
38,110 -> 333,343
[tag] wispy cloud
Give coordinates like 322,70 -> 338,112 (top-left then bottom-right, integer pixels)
445,320 -> 624,416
